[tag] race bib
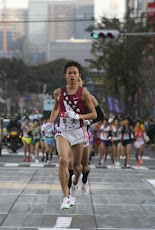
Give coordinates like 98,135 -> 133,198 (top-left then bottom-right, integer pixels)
59,117 -> 80,130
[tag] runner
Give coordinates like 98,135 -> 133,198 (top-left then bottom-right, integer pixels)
42,116 -> 55,163
121,116 -> 134,168
88,124 -> 94,161
99,118 -> 113,167
47,61 -> 97,210
31,119 -> 41,163
69,76 -> 103,196
93,121 -> 101,157
40,117 -> 46,162
111,117 -> 122,166
134,119 -> 149,167
21,116 -> 32,162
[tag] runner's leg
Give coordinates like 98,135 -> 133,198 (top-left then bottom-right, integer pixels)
56,135 -> 70,197
71,142 -> 84,185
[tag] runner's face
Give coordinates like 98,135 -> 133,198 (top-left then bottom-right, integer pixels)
34,121 -> 39,127
103,120 -> 108,125
24,119 -> 29,125
136,121 -> 140,128
65,66 -> 81,86
124,119 -> 129,126
114,119 -> 119,126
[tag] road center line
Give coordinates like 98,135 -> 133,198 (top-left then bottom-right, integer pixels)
54,217 -> 72,228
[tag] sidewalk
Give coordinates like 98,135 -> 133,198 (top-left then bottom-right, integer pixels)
0,163 -> 154,229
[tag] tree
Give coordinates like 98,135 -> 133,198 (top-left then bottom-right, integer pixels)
87,17 -> 154,118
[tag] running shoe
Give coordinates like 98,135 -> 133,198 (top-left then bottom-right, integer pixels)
27,157 -> 31,163
115,161 -> 120,166
70,184 -> 79,197
81,183 -> 89,195
136,161 -> 140,167
139,158 -> 144,164
23,157 -> 27,162
126,164 -> 130,168
60,197 -> 71,210
70,175 -> 79,197
35,159 -> 39,164
69,196 -> 75,206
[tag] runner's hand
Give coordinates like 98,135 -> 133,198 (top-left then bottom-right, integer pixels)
64,111 -> 80,119
83,119 -> 92,126
42,122 -> 52,130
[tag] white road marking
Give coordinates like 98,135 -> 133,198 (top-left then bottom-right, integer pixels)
30,163 -> 44,167
4,163 -> 19,167
106,165 -> 121,169
1,150 -> 24,156
147,179 -> 155,188
39,228 -> 79,230
54,217 -> 72,228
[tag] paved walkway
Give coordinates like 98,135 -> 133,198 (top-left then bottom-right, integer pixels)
0,164 -> 154,229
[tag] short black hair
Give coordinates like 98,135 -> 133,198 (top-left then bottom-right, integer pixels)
135,119 -> 142,124
33,119 -> 39,123
103,117 -> 108,122
64,61 -> 82,74
113,116 -> 120,122
24,116 -> 30,121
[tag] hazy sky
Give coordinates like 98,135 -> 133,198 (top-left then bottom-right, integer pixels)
0,0 -> 28,8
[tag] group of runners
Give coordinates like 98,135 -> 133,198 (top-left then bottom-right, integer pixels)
90,116 -> 149,168
20,60 -> 149,210
21,116 -> 55,163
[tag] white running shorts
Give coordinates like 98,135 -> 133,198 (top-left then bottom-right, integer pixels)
134,141 -> 144,149
55,127 -> 85,146
84,131 -> 90,148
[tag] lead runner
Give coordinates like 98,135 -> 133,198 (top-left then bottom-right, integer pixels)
49,61 -> 97,210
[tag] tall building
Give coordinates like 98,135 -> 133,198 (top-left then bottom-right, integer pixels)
74,0 -> 94,39
48,0 -> 76,42
6,8 -> 27,39
48,0 -> 94,41
47,38 -> 94,67
28,0 -> 48,52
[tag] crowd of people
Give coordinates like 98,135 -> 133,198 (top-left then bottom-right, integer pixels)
6,60 -> 153,211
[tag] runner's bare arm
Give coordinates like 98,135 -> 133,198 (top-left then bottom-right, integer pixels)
91,95 -> 98,107
79,88 -> 97,120
49,88 -> 61,123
